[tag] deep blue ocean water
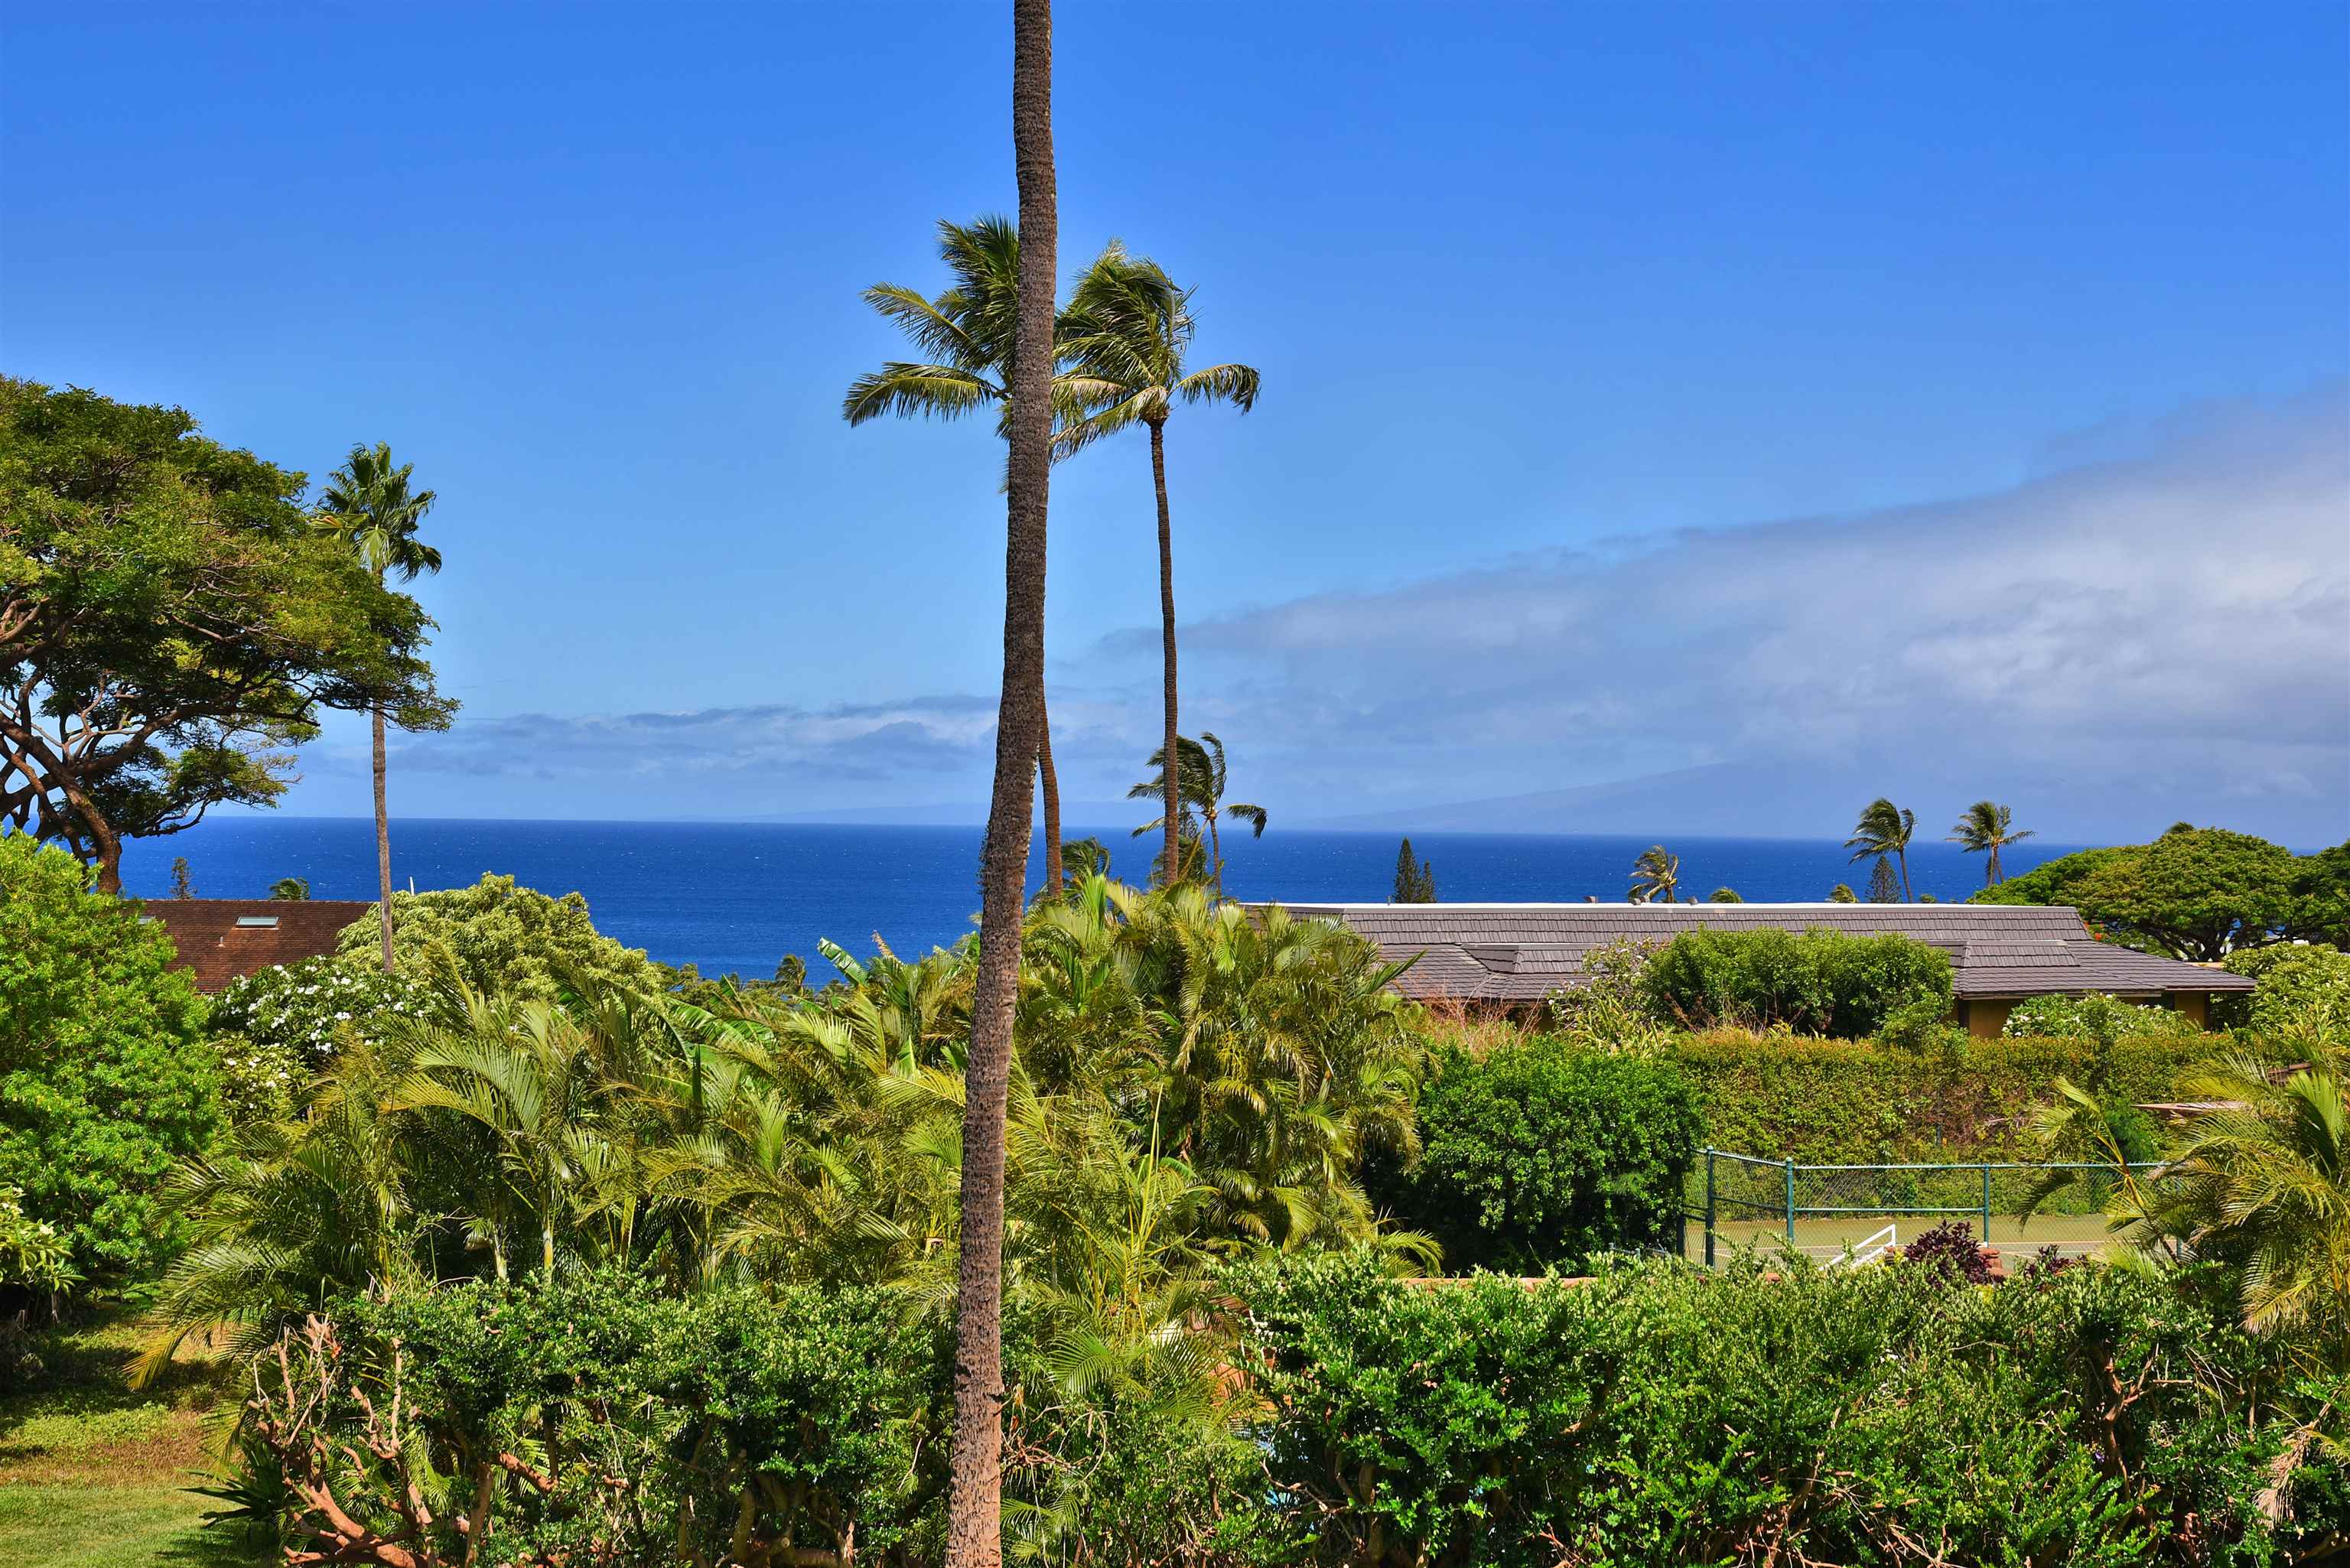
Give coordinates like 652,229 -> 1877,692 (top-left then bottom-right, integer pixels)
116,818 -> 2078,981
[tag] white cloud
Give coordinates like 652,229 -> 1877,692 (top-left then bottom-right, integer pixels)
306,387 -> 2348,842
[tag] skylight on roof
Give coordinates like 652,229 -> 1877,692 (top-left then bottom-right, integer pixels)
235,915 -> 280,929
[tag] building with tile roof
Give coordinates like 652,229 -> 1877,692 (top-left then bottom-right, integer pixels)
1259,901 -> 2252,1036
144,899 -> 374,992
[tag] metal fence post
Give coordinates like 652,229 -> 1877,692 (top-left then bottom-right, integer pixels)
1704,1150 -> 1717,1267
1981,1163 -> 1993,1244
1785,1155 -> 1797,1244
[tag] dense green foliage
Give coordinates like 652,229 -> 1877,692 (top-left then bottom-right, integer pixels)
2218,941 -> 2350,1036
1392,1042 -> 1697,1270
205,958 -> 430,1123
147,880 -> 1428,1370
1234,1249 -> 2339,1565
1635,925 -> 1954,1038
2004,990 -> 2204,1043
246,1252 -> 2345,1566
1976,825 -> 2349,959
331,873 -> 664,1000
0,834 -> 221,1288
0,379 -> 450,890
1664,1030 -> 2228,1162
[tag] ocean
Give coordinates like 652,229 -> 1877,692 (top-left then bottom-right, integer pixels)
116,817 -> 2078,981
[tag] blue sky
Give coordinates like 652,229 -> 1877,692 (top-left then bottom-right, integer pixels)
5,2 -> 2346,843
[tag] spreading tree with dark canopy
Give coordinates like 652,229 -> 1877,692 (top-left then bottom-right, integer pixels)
1974,824 -> 2349,958
0,380 -> 451,892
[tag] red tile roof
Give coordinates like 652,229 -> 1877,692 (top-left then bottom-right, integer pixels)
142,899 -> 374,992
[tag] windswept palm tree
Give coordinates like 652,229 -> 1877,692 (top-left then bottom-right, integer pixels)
1844,797 -> 1918,902
1128,732 -> 1265,896
1059,246 -> 1259,888
844,215 -> 1068,882
317,444 -> 441,974
1628,845 -> 1681,904
1948,799 -> 2035,885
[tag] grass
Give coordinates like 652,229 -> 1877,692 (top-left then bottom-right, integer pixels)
0,1310 -> 262,1568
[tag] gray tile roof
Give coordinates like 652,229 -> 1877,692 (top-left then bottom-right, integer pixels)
1255,901 -> 2254,1006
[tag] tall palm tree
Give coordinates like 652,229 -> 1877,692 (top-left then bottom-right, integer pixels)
946,0 -> 1054,1556
846,216 -> 1081,884
317,444 -> 441,976
1628,845 -> 1682,904
1128,732 -> 1265,896
1059,245 -> 1259,889
1948,799 -> 2034,885
1844,797 -> 1918,902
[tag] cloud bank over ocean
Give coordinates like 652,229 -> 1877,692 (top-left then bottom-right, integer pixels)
337,388 -> 2346,844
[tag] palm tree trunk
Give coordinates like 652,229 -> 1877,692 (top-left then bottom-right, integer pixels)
373,704 -> 395,973
1205,808 -> 1223,897
1037,696 -> 1062,897
1896,847 -> 1913,903
945,1 -> 1053,1560
1150,418 -> 1180,890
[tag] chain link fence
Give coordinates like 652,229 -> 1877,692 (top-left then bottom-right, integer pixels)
1688,1147 -> 2157,1266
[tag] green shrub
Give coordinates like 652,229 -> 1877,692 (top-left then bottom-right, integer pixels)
1229,1248 -> 2336,1565
1396,1042 -> 1698,1271
332,873 -> 663,1000
0,834 -> 221,1290
2003,991 -> 2202,1043
1666,1030 -> 2226,1163
206,957 -> 432,1121
235,1270 -> 1258,1567
1636,926 -> 1953,1037
2218,942 -> 2350,1036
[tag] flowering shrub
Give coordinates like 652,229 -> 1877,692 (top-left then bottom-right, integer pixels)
209,958 -> 430,1118
2002,990 -> 2200,1042
210,958 -> 428,1068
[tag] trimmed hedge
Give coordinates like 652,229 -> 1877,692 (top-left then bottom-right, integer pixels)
1391,1043 -> 1698,1270
1658,1030 -> 2228,1163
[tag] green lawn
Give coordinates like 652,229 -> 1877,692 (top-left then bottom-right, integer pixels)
0,1313 -> 262,1568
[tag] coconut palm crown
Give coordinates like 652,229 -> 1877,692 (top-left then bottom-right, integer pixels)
1845,797 -> 1918,902
1948,799 -> 2035,885
1059,243 -> 1258,888
1629,845 -> 1682,904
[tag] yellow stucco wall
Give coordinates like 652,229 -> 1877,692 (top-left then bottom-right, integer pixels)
2167,991 -> 2211,1029
1965,999 -> 2013,1038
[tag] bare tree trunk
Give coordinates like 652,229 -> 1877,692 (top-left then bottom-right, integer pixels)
374,704 -> 395,973
943,0 -> 1053,1560
1150,418 -> 1180,888
1037,696 -> 1061,898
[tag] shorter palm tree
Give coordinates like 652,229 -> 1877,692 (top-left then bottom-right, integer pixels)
1948,799 -> 2035,885
1129,733 -> 1265,895
1844,798 -> 1918,902
1628,846 -> 1681,904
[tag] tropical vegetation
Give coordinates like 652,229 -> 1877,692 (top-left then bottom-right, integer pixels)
1059,243 -> 1259,889
314,441 -> 444,974
1978,824 -> 2349,957
0,834 -> 220,1289
1845,795 -> 1919,901
1948,797 -> 2033,883
0,379 -> 451,892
